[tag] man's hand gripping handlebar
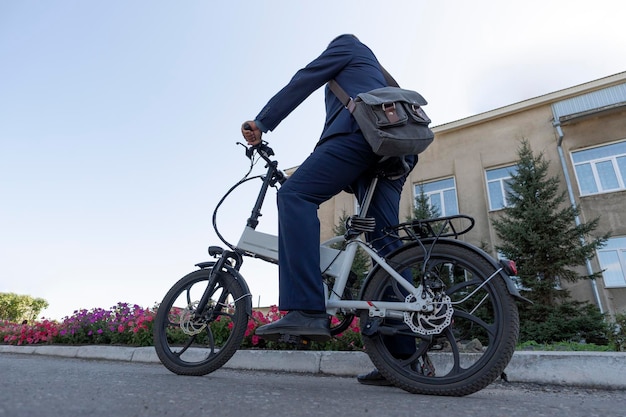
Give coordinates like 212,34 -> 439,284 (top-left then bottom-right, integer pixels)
241,121 -> 263,146
240,122 -> 273,160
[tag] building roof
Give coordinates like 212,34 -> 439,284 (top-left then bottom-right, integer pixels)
434,71 -> 626,133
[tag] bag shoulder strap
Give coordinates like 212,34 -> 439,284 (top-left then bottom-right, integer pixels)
328,64 -> 400,112
380,65 -> 400,88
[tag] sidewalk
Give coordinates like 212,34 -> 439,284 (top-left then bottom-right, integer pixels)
1,344 -> 625,389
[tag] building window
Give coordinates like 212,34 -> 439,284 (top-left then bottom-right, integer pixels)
417,177 -> 459,216
597,237 -> 626,288
486,166 -> 517,211
571,140 -> 626,196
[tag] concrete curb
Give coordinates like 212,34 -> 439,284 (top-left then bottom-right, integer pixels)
1,345 -> 624,389
505,351 -> 626,388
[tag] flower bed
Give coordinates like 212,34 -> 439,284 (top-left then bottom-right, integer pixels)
0,303 -> 363,351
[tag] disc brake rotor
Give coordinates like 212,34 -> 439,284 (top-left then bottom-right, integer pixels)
403,291 -> 453,335
180,301 -> 208,336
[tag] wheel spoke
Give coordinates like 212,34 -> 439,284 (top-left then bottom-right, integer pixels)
174,334 -> 197,357
453,309 -> 496,340
442,326 -> 463,375
446,278 -> 482,296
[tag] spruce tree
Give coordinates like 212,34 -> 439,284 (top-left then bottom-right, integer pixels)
492,140 -> 610,343
411,183 -> 441,221
408,183 -> 450,236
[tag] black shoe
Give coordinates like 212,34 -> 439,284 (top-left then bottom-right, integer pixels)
357,369 -> 393,386
255,311 -> 331,342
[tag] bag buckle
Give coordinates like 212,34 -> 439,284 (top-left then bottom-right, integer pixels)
383,102 -> 399,123
411,104 -> 430,122
382,102 -> 396,111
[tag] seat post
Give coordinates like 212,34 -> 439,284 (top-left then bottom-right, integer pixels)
357,176 -> 379,218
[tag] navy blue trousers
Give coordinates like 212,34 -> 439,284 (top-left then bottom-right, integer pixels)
276,133 -> 414,311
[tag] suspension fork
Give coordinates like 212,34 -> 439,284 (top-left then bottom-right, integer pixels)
193,248 -> 243,318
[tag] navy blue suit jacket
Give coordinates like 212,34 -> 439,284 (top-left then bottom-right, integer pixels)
255,34 -> 387,142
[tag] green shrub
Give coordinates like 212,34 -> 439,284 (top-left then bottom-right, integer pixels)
608,312 -> 626,352
519,300 -> 610,345
0,292 -> 49,323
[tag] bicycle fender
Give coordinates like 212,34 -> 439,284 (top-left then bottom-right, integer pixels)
361,239 -> 531,304
195,261 -> 254,315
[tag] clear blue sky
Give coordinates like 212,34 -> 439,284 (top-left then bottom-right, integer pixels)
1,0 -> 625,320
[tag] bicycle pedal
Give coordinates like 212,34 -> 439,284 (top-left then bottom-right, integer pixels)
277,334 -> 312,347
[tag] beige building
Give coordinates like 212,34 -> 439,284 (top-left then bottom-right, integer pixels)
319,72 -> 626,317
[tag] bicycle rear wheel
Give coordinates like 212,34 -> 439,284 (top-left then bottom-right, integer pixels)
153,267 -> 249,376
360,240 -> 519,396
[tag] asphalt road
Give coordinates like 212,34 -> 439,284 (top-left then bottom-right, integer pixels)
2,353 -> 625,417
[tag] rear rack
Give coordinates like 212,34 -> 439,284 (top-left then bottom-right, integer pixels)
385,214 -> 475,242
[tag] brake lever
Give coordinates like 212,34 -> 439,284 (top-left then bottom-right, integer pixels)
236,141 -> 255,160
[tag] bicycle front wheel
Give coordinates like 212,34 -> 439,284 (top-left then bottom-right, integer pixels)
153,267 -> 249,376
360,240 -> 519,396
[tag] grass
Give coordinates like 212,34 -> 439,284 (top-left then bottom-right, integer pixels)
517,340 -> 613,352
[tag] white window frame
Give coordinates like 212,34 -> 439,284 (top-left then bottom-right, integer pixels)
416,177 -> 459,217
571,140 -> 626,196
485,165 -> 517,211
597,237 -> 626,288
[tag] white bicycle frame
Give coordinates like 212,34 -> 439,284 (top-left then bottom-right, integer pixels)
236,176 -> 434,319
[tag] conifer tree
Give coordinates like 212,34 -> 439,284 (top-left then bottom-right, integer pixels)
410,183 -> 441,221
408,183 -> 450,236
492,140 -> 610,343
492,140 -> 609,303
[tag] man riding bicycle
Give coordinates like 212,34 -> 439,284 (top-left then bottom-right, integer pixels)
241,34 -> 417,385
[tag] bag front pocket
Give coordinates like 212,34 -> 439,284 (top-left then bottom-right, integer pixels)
368,101 -> 409,128
407,103 -> 431,125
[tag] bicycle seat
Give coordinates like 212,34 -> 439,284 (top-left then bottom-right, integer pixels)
375,156 -> 413,180
343,155 -> 416,195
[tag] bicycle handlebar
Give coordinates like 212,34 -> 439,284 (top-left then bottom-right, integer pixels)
242,122 -> 275,161
239,125 -> 286,185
